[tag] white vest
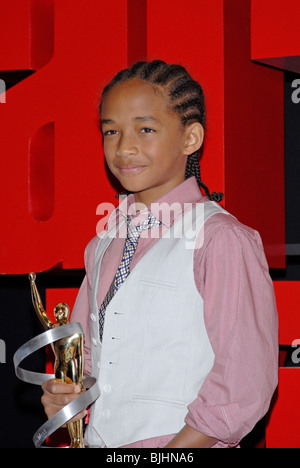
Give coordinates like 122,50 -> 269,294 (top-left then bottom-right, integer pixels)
85,201 -> 228,447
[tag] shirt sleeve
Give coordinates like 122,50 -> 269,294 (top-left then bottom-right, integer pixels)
185,216 -> 278,445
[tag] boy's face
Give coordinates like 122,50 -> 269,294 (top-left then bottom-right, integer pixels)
100,79 -> 190,206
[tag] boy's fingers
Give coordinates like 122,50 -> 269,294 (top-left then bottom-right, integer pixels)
42,379 -> 81,395
41,380 -> 84,421
42,390 -> 80,409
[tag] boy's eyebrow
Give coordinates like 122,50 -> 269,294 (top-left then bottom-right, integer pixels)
133,115 -> 159,122
101,119 -> 115,125
101,115 -> 159,125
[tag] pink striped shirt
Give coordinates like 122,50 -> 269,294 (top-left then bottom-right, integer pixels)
71,177 -> 278,448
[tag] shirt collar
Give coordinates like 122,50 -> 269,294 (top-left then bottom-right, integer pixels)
116,177 -> 204,228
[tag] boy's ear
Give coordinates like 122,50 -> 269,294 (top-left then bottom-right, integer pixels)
183,122 -> 204,156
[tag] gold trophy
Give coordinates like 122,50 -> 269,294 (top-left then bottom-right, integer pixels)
28,272 -> 85,448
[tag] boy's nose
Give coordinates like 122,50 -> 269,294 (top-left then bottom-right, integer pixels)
116,134 -> 138,157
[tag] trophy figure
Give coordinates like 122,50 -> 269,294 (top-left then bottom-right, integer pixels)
28,273 -> 85,448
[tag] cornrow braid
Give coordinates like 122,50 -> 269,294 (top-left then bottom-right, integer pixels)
185,153 -> 223,203
101,60 -> 223,202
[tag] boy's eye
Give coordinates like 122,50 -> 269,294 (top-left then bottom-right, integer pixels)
103,129 -> 118,136
140,127 -> 155,133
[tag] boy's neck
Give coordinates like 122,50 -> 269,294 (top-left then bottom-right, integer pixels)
133,177 -> 186,208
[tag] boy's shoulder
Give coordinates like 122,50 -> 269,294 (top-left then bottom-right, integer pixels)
203,207 -> 262,247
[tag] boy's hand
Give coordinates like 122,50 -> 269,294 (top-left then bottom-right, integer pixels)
41,379 -> 87,424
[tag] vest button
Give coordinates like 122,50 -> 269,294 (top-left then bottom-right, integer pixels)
102,409 -> 110,419
103,384 -> 112,393
92,337 -> 98,346
90,313 -> 96,322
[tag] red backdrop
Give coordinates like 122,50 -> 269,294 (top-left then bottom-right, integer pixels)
1,0 -> 300,448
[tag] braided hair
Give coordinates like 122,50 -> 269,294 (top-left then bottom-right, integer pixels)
100,60 -> 223,202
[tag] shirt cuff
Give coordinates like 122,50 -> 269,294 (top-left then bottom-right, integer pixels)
185,399 -> 242,446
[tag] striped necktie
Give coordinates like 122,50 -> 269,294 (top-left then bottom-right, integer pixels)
99,212 -> 161,341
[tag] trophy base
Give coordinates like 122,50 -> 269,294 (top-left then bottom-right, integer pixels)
38,426 -> 86,448
39,446 -> 87,449
39,442 -> 87,449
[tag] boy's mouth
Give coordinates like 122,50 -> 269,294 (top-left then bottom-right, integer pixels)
118,165 -> 147,175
